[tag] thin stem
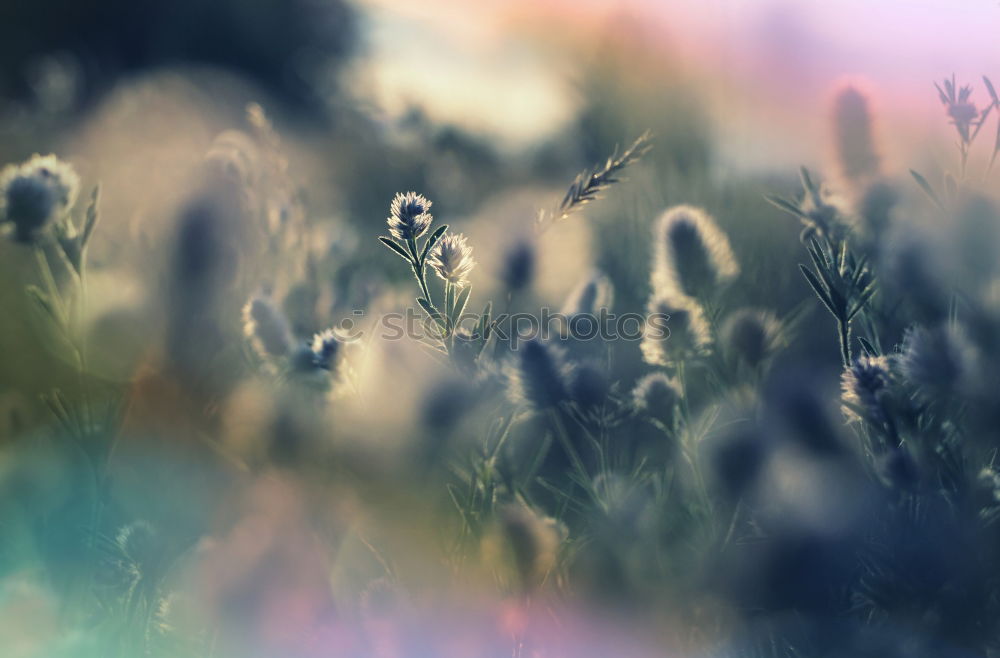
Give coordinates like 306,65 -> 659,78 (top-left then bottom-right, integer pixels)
839,318 -> 852,367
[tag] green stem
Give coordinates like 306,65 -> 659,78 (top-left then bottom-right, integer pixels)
839,319 -> 852,367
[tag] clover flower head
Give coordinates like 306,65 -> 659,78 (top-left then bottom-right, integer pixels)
632,372 -> 681,427
0,154 -> 80,242
840,354 -> 891,424
562,270 -> 614,317
899,324 -> 975,398
242,294 -> 294,361
427,232 -> 475,286
721,308 -> 783,369
310,328 -> 345,371
640,292 -> 711,366
831,85 -> 881,184
653,205 -> 738,299
500,238 -> 536,292
387,191 -> 433,241
508,339 -> 569,410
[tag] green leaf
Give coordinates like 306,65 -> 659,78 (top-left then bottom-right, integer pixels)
417,297 -> 448,330
378,237 -> 412,262
858,336 -> 878,357
799,265 -> 837,317
910,169 -> 944,210
81,185 -> 100,247
25,285 -> 59,323
419,224 -> 449,265
453,285 -> 472,323
764,194 -> 807,218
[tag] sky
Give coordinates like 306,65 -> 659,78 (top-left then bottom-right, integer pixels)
350,0 -> 1000,169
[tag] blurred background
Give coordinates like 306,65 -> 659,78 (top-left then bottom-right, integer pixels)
2,0 -> 1000,656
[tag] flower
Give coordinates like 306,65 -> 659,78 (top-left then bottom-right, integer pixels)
720,308 -> 783,369
427,232 -> 475,286
840,355 -> 891,425
652,205 -> 738,299
899,324 -> 974,399
310,328 -> 345,371
561,270 -> 614,317
935,76 -> 983,144
386,191 -> 432,241
631,372 -> 681,427
508,339 -> 569,410
485,504 -> 565,594
242,295 -> 293,361
831,85 -> 881,184
640,293 -> 711,366
0,154 -> 79,242
499,238 -> 535,292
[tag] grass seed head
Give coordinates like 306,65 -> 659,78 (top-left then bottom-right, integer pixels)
427,232 -> 475,286
653,205 -> 738,300
0,154 -> 79,242
387,191 -> 433,241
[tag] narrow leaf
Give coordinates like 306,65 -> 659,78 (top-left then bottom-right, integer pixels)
378,237 -> 412,262
764,194 -> 807,218
419,224 -> 449,265
910,169 -> 944,210
858,336 -> 878,357
453,285 -> 472,323
799,265 -> 837,316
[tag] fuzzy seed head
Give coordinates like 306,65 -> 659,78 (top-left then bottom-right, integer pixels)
427,232 -> 475,286
509,340 -> 569,410
242,295 -> 293,360
562,270 -> 614,317
641,293 -> 711,366
721,308 -> 783,369
899,325 -> 974,398
632,372 -> 681,427
0,154 -> 79,241
387,191 -> 433,241
831,85 -> 881,184
653,205 -> 738,299
309,328 -> 345,371
490,504 -> 565,593
841,355 -> 891,424
500,238 -> 536,292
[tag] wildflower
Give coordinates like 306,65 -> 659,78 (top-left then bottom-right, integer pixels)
640,293 -> 711,366
386,191 -> 433,241
509,339 -> 568,410
426,232 -> 475,286
242,294 -> 293,360
840,355 -> 891,425
652,205 -> 738,299
486,504 -> 565,594
562,270 -> 614,317
831,85 -> 881,184
899,324 -> 974,398
720,308 -> 783,369
310,328 -> 344,371
0,154 -> 79,242
978,467 -> 1000,504
936,75 -> 979,144
499,238 -> 535,292
631,372 -> 681,428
